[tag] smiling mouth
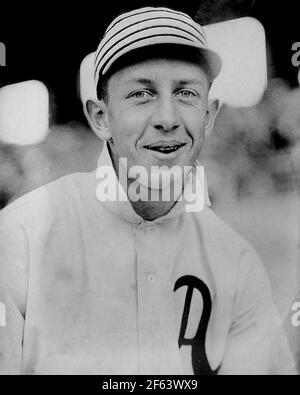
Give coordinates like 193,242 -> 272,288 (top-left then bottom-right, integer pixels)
144,142 -> 187,154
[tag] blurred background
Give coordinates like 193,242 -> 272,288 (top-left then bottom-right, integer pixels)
0,0 -> 299,372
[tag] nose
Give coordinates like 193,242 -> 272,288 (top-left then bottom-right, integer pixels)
151,96 -> 180,132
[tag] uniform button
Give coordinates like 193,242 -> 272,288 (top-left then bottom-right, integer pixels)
146,273 -> 156,284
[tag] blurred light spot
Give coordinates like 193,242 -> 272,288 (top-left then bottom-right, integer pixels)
206,17 -> 267,107
0,80 -> 49,145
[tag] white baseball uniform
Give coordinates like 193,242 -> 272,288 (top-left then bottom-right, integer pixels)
0,143 -> 296,374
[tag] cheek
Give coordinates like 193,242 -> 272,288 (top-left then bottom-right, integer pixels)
184,110 -> 206,142
108,118 -> 141,158
109,110 -> 148,144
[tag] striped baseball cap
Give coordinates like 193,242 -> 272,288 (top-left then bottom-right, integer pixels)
94,7 -> 222,88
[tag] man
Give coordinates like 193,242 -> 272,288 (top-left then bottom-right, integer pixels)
0,6 -> 296,374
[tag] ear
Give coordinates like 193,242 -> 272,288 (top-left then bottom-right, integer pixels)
86,99 -> 112,141
204,98 -> 221,138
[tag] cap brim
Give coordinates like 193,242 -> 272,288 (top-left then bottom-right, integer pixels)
199,47 -> 222,81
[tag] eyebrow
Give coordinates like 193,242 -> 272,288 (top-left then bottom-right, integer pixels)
126,78 -> 153,85
177,79 -> 205,86
126,78 -> 205,86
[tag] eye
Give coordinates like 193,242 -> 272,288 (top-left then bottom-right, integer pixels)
176,89 -> 199,101
127,90 -> 154,102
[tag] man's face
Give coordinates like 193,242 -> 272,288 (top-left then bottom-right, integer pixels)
100,58 -> 214,179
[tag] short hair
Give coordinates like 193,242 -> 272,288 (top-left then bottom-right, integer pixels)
96,44 -> 212,102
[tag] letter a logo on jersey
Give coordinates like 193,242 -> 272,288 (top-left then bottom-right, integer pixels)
174,275 -> 220,375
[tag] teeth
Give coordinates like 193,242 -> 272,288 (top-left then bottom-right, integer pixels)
151,146 -> 180,153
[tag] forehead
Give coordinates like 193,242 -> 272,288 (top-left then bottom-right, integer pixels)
108,58 -> 209,87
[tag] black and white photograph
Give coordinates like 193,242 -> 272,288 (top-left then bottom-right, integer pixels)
0,0 -> 299,377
